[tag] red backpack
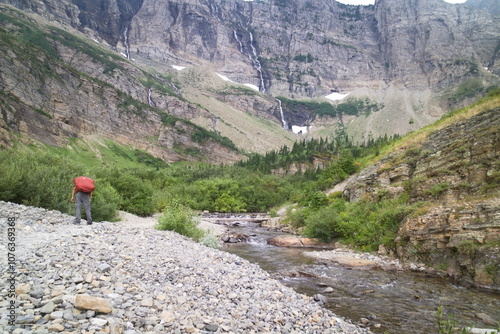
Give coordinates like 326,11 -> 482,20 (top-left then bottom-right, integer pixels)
74,176 -> 95,193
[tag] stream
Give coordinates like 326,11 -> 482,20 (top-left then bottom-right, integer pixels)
217,220 -> 500,334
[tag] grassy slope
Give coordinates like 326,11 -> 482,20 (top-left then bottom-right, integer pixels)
174,67 -> 298,154
359,90 -> 500,168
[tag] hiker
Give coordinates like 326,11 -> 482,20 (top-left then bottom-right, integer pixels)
71,176 -> 95,225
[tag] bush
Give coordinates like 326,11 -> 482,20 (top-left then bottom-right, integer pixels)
156,202 -> 205,241
303,206 -> 342,242
300,196 -> 412,251
91,180 -> 121,221
200,233 -> 220,249
285,205 -> 311,229
106,172 -> 154,216
0,149 -> 83,214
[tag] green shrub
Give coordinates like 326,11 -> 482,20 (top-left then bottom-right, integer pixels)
106,172 -> 154,216
300,196 -> 412,251
156,202 -> 205,241
449,78 -> 484,103
300,190 -> 328,208
0,149 -> 83,214
303,205 -> 342,242
285,206 -> 309,229
200,233 -> 220,249
214,192 -> 247,213
91,180 -> 121,221
428,182 -> 451,198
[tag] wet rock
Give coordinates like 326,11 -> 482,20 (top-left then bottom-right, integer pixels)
313,294 -> 329,304
267,235 -> 331,248
221,232 -> 249,243
476,313 -> 498,326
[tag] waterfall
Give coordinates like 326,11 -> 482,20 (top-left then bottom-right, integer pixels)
153,74 -> 181,96
249,31 -> 265,93
234,13 -> 266,93
233,30 -> 244,53
147,88 -> 156,107
278,99 -> 288,130
123,27 -> 130,60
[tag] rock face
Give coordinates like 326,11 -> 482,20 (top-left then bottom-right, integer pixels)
0,0 -> 498,149
6,0 -> 497,95
0,4 -> 245,163
342,106 -> 500,290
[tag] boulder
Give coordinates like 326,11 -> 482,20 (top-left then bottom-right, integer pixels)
267,235 -> 331,248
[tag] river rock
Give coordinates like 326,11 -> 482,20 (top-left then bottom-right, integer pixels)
39,301 -> 56,314
74,295 -> 112,313
267,235 -> 331,248
15,283 -> 30,295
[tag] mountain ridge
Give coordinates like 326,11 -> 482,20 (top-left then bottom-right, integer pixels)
0,0 -> 499,161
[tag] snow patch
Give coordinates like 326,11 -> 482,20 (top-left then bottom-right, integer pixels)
244,83 -> 260,91
172,65 -> 186,71
216,73 -> 233,82
292,125 -> 308,134
325,92 -> 349,101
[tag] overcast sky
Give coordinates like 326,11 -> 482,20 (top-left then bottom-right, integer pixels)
336,0 -> 467,5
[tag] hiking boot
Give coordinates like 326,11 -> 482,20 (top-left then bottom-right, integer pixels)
87,221 -> 93,225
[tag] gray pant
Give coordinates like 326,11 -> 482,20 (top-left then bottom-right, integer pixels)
75,192 -> 92,224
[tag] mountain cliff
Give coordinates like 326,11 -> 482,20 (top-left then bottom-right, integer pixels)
0,0 -> 499,160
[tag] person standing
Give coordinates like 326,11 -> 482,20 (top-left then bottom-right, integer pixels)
71,176 -> 94,225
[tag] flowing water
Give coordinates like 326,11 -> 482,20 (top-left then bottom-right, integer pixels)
220,221 -> 500,334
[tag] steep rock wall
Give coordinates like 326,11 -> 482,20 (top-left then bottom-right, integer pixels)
342,106 -> 500,290
0,5 -> 243,163
2,0 -> 497,97
1,0 -> 497,145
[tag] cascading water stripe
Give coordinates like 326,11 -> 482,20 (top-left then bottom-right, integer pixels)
234,12 -> 266,93
123,27 -> 130,59
278,99 -> 288,130
148,88 -> 156,107
249,32 -> 266,93
233,30 -> 244,53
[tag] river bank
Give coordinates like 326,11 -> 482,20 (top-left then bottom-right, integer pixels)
213,217 -> 500,333
0,201 -> 370,334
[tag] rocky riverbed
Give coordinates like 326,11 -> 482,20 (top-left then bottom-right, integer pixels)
0,201 -> 370,334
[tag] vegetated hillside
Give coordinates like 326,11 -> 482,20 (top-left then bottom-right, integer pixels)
336,91 -> 500,290
0,4 -> 297,163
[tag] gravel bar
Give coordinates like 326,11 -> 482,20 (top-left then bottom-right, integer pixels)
0,201 -> 371,334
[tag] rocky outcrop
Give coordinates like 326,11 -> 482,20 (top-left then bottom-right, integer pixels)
1,0 -> 498,144
342,106 -> 500,290
397,199 -> 500,290
123,0 -> 500,100
0,5 -> 244,163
